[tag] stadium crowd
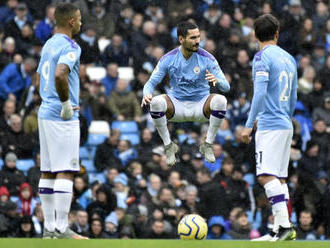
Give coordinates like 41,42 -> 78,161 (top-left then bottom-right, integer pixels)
0,0 -> 330,240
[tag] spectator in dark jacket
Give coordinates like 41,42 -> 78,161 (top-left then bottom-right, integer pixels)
27,152 -> 40,196
94,129 -> 122,171
102,34 -> 129,67
0,58 -> 36,101
16,215 -> 38,238
0,200 -> 20,237
0,0 -> 18,24
89,218 -> 110,239
1,114 -> 35,159
197,168 -> 230,219
34,4 -> 55,44
296,210 -> 318,240
143,219 -> 174,239
0,152 -> 25,196
0,99 -> 15,138
4,2 -> 33,40
75,25 -> 100,65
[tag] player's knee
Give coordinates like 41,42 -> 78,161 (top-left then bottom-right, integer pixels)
150,95 -> 167,112
210,94 -> 227,110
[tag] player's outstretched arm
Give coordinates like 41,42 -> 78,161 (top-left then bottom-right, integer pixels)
207,61 -> 230,92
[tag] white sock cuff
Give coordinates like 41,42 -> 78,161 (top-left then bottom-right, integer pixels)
39,179 -> 55,189
264,179 -> 282,197
54,179 -> 73,193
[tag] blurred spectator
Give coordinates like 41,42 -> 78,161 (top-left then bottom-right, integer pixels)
127,161 -> 147,198
298,66 -> 315,95
0,186 -> 10,203
319,54 -> 330,90
113,173 -> 130,209
0,57 -> 36,101
202,4 -> 221,31
155,20 -> 173,50
31,204 -> 43,236
17,215 -> 37,238
140,173 -> 162,209
197,167 -> 230,219
1,114 -> 35,158
203,143 -> 225,174
227,92 -> 250,129
299,18 -> 317,55
209,13 -> 231,44
23,98 -> 40,136
16,182 -> 38,216
312,97 -> 330,128
94,129 -> 122,171
227,210 -> 255,239
105,210 -> 119,238
0,0 -> 18,24
180,184 -> 200,214
73,174 -> 92,210
101,63 -> 118,96
86,184 -> 117,219
131,205 -> 148,238
0,200 -> 19,237
4,2 -> 33,40
116,5 -> 134,41
215,119 -> 234,145
76,25 -> 100,65
213,157 -> 234,182
312,43 -> 327,71
0,36 -> 16,71
115,207 -> 136,238
0,99 -> 15,137
34,4 -> 55,44
85,0 -> 115,39
136,128 -> 157,165
89,218 -> 109,238
311,119 -> 330,163
207,215 -> 232,240
0,152 -> 25,196
70,209 -> 89,237
27,152 -> 40,196
144,2 -> 164,24
301,78 -> 325,113
296,210 -> 318,240
102,34 -> 129,67
114,140 -> 138,167
312,2 -> 329,32
143,219 -> 174,239
104,167 -> 119,188
108,78 -> 142,122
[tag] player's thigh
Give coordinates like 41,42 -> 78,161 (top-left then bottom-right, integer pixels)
202,93 -> 216,119
38,119 -> 51,173
46,120 -> 80,172
255,130 -> 282,177
194,95 -> 211,122
279,130 -> 293,179
167,95 -> 186,122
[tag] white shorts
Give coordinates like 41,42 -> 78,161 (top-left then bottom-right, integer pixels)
38,118 -> 80,173
168,95 -> 209,123
255,129 -> 293,178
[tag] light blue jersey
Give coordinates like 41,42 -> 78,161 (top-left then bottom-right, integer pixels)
37,33 -> 81,121
143,47 -> 230,101
245,45 -> 298,130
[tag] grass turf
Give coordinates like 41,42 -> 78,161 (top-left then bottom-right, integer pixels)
0,239 -> 330,248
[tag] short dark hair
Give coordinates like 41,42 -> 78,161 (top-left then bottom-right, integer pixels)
55,3 -> 79,27
254,14 -> 279,42
177,21 -> 198,38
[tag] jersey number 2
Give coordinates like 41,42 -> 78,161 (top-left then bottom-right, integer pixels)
279,71 -> 293,102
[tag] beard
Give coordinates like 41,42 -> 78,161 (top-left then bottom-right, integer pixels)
185,44 -> 199,52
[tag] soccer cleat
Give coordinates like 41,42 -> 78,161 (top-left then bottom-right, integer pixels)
270,226 -> 296,241
251,231 -> 276,241
199,142 -> 215,163
43,229 -> 55,239
165,142 -> 179,166
54,228 -> 89,239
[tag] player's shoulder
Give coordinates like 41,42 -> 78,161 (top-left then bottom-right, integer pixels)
51,34 -> 80,51
196,48 -> 216,61
159,47 -> 180,62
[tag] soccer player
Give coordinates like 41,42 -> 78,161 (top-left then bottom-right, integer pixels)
141,21 -> 229,166
37,3 -> 87,239
241,14 -> 297,241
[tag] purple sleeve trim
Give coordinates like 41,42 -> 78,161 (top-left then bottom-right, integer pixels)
63,36 -> 78,49
197,48 -> 215,61
160,48 -> 179,62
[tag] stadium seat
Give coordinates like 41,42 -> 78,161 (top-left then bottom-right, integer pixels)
89,172 -> 106,184
98,38 -> 110,53
79,146 -> 90,160
0,159 -> 3,170
81,159 -> 97,173
118,67 -> 134,81
243,173 -> 255,186
87,134 -> 108,146
121,133 -> 140,146
86,66 -> 106,81
88,120 -> 110,136
16,159 -> 35,173
112,121 -> 138,134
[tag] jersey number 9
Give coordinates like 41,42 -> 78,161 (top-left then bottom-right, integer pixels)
42,61 -> 50,92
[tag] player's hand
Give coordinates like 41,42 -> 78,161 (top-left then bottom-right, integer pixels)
141,94 -> 152,107
61,100 -> 74,120
205,69 -> 218,86
241,127 -> 252,144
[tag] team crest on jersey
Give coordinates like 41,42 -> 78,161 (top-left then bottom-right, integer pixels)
193,66 -> 200,74
66,52 -> 76,62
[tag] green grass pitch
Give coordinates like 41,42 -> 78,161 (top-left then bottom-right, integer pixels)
1,239 -> 330,248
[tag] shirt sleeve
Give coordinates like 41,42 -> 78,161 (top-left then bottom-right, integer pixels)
143,57 -> 168,96
57,45 -> 80,71
245,56 -> 270,128
208,59 -> 230,92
